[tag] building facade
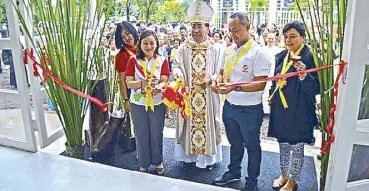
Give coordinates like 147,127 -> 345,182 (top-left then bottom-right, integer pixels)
210,0 -> 301,29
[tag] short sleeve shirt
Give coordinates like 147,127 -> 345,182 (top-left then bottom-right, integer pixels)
220,40 -> 272,106
115,47 -> 137,73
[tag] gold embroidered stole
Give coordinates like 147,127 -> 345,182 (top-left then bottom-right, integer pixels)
186,38 -> 213,155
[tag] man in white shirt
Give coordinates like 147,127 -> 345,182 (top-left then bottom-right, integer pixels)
212,12 -> 272,191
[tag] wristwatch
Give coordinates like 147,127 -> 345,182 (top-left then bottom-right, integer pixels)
235,86 -> 242,92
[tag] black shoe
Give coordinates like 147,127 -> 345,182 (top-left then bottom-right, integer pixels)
206,164 -> 214,171
243,179 -> 258,191
213,171 -> 241,186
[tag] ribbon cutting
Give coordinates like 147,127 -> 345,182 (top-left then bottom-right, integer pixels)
23,47 -> 347,153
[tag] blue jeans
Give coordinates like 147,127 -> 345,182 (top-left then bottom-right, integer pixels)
10,60 -> 17,88
223,101 -> 264,180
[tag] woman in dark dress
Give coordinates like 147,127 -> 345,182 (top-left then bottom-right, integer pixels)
268,21 -> 320,191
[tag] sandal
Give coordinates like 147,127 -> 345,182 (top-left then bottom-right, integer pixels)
155,167 -> 164,176
280,180 -> 298,191
272,177 -> 288,189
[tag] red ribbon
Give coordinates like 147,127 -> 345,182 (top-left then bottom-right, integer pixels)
222,62 -> 346,87
321,60 -> 347,155
25,48 -> 108,112
24,49 -> 39,77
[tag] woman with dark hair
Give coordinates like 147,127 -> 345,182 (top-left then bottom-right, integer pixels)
268,21 -> 320,191
212,31 -> 223,43
125,30 -> 170,175
223,34 -> 233,47
115,21 -> 139,112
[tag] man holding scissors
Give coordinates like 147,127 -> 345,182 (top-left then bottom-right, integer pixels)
212,12 -> 272,191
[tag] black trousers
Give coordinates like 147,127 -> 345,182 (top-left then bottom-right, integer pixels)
223,101 -> 264,180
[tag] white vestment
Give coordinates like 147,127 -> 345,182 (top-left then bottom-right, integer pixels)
172,37 -> 223,168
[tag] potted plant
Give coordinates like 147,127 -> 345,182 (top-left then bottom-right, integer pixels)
16,0 -> 113,158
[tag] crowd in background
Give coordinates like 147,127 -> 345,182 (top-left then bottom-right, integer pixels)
99,20 -> 290,80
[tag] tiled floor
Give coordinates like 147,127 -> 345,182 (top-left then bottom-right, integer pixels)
1,108 -> 321,190
0,146 -> 234,191
39,127 -> 322,188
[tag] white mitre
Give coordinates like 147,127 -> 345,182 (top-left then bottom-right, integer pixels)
187,0 -> 214,23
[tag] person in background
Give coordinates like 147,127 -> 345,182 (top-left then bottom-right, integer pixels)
125,30 -> 170,175
268,21 -> 319,191
262,33 -> 283,114
212,31 -> 223,43
224,35 -> 233,47
159,22 -> 168,34
261,28 -> 270,46
166,29 -> 175,46
115,21 -> 139,112
1,26 -> 20,88
265,33 -> 282,55
169,38 -> 181,66
179,26 -> 188,42
158,34 -> 171,62
138,22 -> 146,34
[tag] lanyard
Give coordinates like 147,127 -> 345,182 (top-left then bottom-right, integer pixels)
268,45 -> 304,108
125,47 -> 135,56
224,40 -> 253,83
140,58 -> 158,112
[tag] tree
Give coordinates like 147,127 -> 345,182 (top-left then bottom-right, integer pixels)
135,0 -> 165,21
110,0 -> 125,17
289,0 -> 312,11
125,0 -> 130,21
247,0 -> 269,26
152,0 -> 189,22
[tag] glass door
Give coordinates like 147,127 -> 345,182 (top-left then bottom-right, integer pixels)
326,0 -> 369,190
19,0 -> 64,149
0,0 -> 37,152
